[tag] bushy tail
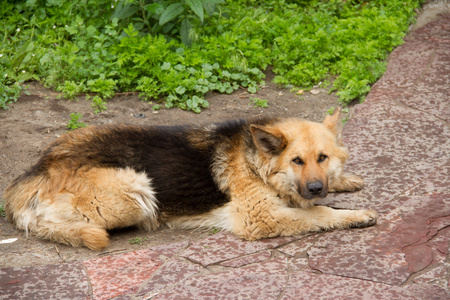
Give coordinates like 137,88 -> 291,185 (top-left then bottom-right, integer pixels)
33,220 -> 110,250
3,174 -> 110,250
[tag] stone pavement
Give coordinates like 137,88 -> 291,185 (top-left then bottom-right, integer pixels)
1,13 -> 449,300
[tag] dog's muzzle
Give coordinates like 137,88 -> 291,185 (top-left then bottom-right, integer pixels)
299,181 -> 328,200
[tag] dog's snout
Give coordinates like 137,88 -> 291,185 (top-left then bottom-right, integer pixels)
307,181 -> 323,196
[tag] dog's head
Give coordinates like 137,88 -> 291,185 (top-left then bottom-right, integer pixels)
250,108 -> 348,208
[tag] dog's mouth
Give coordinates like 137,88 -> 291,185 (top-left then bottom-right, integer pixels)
297,181 -> 328,200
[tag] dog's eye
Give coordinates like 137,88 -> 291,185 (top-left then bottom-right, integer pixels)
292,157 -> 304,165
318,154 -> 328,163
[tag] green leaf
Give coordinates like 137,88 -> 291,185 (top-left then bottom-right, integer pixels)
145,3 -> 164,15
175,86 -> 186,94
186,0 -> 204,23
159,3 -> 185,26
75,15 -> 84,25
180,18 -> 192,46
112,2 -> 139,20
161,62 -> 171,70
86,25 -> 97,37
202,0 -> 224,16
65,26 -> 78,35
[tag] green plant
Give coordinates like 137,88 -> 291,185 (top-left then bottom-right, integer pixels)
0,0 -> 423,111
326,107 -> 335,115
112,0 -> 225,45
129,237 -> 148,245
0,200 -> 5,217
67,113 -> 87,131
87,79 -> 117,99
209,226 -> 221,235
90,95 -> 107,114
0,82 -> 25,109
250,97 -> 268,108
57,81 -> 85,100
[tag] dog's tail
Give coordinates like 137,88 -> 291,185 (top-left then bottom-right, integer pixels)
3,173 -> 110,250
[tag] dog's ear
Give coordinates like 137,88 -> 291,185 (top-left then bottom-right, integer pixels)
250,125 -> 287,154
323,107 -> 343,143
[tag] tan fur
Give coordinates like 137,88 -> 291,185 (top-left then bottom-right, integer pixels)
4,167 -> 159,250
4,108 -> 377,250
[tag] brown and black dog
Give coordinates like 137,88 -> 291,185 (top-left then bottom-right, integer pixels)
3,108 -> 377,250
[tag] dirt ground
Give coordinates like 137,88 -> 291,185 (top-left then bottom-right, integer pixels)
1,0 -> 447,268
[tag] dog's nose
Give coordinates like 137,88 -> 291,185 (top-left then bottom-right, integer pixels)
307,181 -> 323,196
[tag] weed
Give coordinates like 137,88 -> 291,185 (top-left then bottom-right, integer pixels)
326,107 -> 336,115
0,83 -> 25,109
0,200 -> 5,217
209,226 -> 221,235
66,113 -> 87,131
250,97 -> 268,108
90,95 -> 107,114
58,81 -> 85,101
129,237 -> 148,245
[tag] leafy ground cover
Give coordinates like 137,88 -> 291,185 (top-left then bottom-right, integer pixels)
0,0 -> 422,112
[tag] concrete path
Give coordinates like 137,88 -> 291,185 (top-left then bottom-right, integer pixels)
1,12 -> 449,300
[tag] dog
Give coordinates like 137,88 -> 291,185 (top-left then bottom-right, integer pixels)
3,108 -> 377,250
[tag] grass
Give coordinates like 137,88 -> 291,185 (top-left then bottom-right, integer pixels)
0,200 -> 5,217
0,0 -> 423,112
250,97 -> 269,108
66,113 -> 87,131
129,237 -> 149,245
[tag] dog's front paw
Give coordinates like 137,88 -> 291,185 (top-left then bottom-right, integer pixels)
350,209 -> 378,228
329,174 -> 365,192
344,174 -> 365,191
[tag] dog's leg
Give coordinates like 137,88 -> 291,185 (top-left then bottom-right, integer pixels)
232,192 -> 377,240
271,205 -> 378,238
328,174 -> 365,192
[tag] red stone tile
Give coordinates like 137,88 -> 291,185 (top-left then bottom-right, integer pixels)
84,249 -> 163,300
405,162 -> 450,196
404,283 -> 450,300
84,242 -> 188,300
281,271 -> 449,299
372,41 -> 436,90
289,257 -> 309,271
220,250 -> 272,268
396,91 -> 450,123
181,232 -> 299,266
413,264 -> 449,290
410,15 -> 450,42
403,243 -> 434,274
363,87 -> 409,103
414,46 -> 450,94
137,259 -> 201,297
0,262 -> 89,299
309,194 -> 450,286
84,241 -> 188,299
151,258 -> 289,299
277,234 -> 317,257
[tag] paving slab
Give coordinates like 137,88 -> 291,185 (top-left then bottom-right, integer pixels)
281,271 -> 450,300
149,258 -> 289,299
0,262 -> 89,299
180,231 -> 299,266
83,242 -> 188,300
